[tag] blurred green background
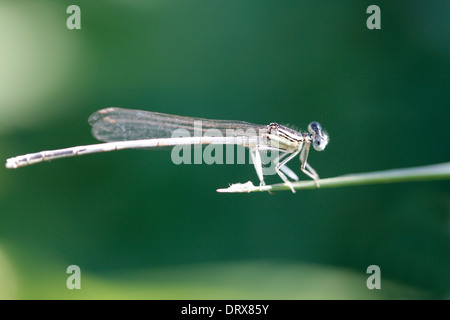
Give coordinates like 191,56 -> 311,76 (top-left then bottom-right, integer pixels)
0,0 -> 448,299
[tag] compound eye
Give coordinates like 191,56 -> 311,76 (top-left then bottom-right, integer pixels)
308,121 -> 328,151
313,139 -> 325,151
308,122 -> 322,135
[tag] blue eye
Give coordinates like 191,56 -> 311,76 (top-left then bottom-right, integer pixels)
308,121 -> 329,151
308,122 -> 322,136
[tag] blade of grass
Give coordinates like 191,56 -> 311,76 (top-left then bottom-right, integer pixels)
217,162 -> 450,193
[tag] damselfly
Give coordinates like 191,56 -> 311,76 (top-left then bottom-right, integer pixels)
5,107 -> 329,193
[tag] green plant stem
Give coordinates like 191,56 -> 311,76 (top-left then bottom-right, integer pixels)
217,162 -> 450,193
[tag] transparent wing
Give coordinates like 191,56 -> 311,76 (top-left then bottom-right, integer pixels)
88,107 -> 267,142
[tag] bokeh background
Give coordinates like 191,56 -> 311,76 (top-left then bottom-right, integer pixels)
0,0 -> 448,299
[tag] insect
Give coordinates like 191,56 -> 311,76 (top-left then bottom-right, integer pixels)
6,107 -> 329,193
